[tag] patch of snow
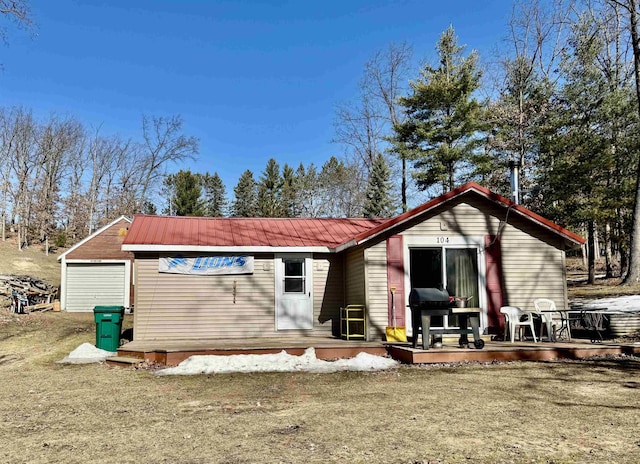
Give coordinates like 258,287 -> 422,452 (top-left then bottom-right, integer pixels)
156,347 -> 399,376
581,295 -> 640,313
58,342 -> 116,364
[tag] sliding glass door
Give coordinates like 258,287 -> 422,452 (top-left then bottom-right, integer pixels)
409,247 -> 479,329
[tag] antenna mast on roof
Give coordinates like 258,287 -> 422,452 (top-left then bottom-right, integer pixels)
508,160 -> 521,205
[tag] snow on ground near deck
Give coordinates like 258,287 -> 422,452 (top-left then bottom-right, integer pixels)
59,296 -> 640,369
156,347 -> 399,375
58,342 -> 116,364
581,295 -> 640,312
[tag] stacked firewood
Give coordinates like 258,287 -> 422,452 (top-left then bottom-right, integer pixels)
0,275 -> 59,313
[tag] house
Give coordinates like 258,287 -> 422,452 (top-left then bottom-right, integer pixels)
121,182 -> 584,342
57,216 -> 133,312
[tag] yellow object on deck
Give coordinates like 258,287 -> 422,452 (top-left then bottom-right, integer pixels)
340,305 -> 366,340
386,286 -> 407,342
385,326 -> 407,342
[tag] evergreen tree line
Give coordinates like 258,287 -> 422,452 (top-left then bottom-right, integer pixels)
161,153 -> 393,219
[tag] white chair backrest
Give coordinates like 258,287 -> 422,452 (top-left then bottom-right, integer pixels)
534,298 -> 556,312
500,305 -> 538,342
500,306 -> 522,320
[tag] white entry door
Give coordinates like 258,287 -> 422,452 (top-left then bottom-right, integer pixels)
275,254 -> 313,330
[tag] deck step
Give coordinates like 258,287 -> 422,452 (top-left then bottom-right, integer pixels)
105,356 -> 145,367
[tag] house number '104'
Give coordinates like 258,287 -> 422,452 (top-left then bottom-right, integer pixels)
436,236 -> 450,244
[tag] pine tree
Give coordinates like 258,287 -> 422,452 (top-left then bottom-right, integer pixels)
257,158 -> 283,217
539,14 -> 626,283
484,55 -> 555,201
201,172 -> 227,217
296,163 -> 322,217
141,201 -> 157,215
231,170 -> 258,217
280,163 -> 298,217
393,26 -> 484,193
318,156 -> 364,217
363,153 -> 395,218
165,169 -> 205,216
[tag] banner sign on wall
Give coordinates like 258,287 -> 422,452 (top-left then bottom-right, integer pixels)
159,256 -> 254,275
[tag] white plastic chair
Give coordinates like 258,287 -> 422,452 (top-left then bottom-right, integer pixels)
533,298 -> 562,341
500,306 -> 538,343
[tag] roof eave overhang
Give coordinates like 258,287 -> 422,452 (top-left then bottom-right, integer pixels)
340,183 -> 585,250
122,244 -> 333,253
508,207 -> 585,249
333,240 -> 357,254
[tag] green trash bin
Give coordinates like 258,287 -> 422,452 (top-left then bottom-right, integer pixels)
93,305 -> 125,352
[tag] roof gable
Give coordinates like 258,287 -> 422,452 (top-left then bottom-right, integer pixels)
57,216 -> 132,261
345,182 -> 584,249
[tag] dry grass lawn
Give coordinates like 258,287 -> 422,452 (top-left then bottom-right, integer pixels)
1,311 -> 639,464
0,238 -> 64,287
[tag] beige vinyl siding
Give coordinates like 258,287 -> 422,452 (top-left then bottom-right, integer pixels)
312,254 -> 344,336
134,254 -> 278,341
499,234 -> 566,310
357,198 -> 571,340
344,248 -> 365,306
133,253 -> 345,341
399,198 -> 568,311
364,242 -> 388,340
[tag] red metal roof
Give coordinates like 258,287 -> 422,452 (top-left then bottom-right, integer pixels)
123,182 -> 585,251
123,215 -> 387,248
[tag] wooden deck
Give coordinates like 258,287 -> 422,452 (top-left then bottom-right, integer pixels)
114,336 -> 640,367
117,336 -> 388,366
388,340 -> 640,364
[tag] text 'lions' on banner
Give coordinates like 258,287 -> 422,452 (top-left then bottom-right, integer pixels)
159,256 -> 254,275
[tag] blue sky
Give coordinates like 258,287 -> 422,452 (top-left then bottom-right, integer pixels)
1,0 -> 513,193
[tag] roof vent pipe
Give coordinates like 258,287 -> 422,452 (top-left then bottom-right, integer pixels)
508,160 -> 521,204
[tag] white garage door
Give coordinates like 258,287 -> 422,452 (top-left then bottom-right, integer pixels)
65,263 -> 126,312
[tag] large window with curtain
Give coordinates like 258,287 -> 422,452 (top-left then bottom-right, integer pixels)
409,247 -> 479,328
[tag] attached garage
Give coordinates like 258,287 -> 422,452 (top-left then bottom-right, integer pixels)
58,216 -> 133,312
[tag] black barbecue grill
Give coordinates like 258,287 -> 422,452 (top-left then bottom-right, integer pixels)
408,287 -> 484,350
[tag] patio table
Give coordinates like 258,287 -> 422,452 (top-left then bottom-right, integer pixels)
538,309 -> 572,342
567,308 -> 616,343
542,308 -> 622,343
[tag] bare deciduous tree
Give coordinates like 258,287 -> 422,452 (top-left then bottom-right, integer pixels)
112,144 -> 146,218
0,107 -> 18,241
84,132 -> 135,232
317,157 -> 364,218
61,132 -> 89,242
485,0 -> 573,202
509,0 -> 574,83
295,163 -> 322,218
8,107 -> 38,249
334,42 -> 412,212
138,114 -> 199,211
0,0 -> 34,44
333,94 -> 382,172
33,115 -> 83,253
363,42 -> 412,211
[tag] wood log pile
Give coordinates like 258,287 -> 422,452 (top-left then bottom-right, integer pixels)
0,275 -> 59,314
